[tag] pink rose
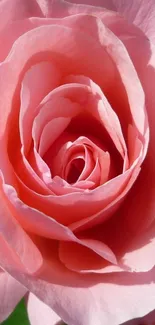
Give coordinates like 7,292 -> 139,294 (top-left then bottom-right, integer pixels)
0,0 -> 155,324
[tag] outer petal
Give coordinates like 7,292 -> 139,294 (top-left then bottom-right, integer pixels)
113,0 -> 155,44
0,0 -> 43,32
0,269 -> 27,323
122,309 -> 155,325
0,174 -> 43,275
35,0 -> 115,17
110,18 -> 155,267
27,293 -> 63,325
1,247 -> 155,325
65,0 -> 114,8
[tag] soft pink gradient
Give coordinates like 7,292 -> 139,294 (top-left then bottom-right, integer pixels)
0,269 -> 27,323
0,0 -> 155,325
26,293 -> 63,325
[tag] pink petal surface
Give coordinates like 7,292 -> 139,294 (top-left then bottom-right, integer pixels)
113,0 -> 155,44
16,161 -> 140,226
3,180 -> 117,265
61,0 -> 155,49
64,74 -> 128,162
0,16 -> 112,185
33,91 -> 81,152
116,18 -> 155,229
0,14 -> 115,139
0,269 -> 27,323
26,15 -> 148,152
59,239 -> 117,266
59,241 -> 120,274
3,183 -> 75,241
49,176 -> 95,193
36,0 -> 115,18
0,4 -> 154,325
20,61 -> 61,154
82,157 -> 100,187
1,242 -> 155,325
15,147 -> 51,195
69,136 -> 111,184
39,117 -> 71,157
123,308 -> 155,325
0,0 -> 42,31
63,146 -> 86,183
0,174 -> 43,274
69,164 -> 141,232
27,293 -> 63,325
64,0 -> 114,9
28,147 -> 53,187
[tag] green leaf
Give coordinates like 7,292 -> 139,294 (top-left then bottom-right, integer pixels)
2,299 -> 30,325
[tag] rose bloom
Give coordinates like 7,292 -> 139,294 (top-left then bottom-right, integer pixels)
0,0 -> 155,324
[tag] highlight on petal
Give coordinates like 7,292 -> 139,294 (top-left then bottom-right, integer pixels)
113,0 -> 155,43
27,293 -> 63,325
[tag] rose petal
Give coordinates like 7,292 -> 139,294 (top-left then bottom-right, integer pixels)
1,245 -> 155,325
64,74 -> 128,163
113,0 -> 155,44
3,183 -> 75,241
16,163 -> 139,227
110,23 -> 155,270
59,239 -> 117,265
49,176 -> 95,194
59,242 -> 122,274
123,308 -> 155,325
33,92 -> 81,152
0,15 -> 115,138
27,293 -> 63,325
70,164 -> 141,232
0,173 -> 43,274
28,147 -> 53,189
39,117 -> 71,157
64,0 -> 114,9
0,269 -> 27,323
20,61 -> 61,154
0,0 -> 42,32
15,157 -> 141,227
71,136 -> 111,184
35,0 -> 115,18
15,147 -> 51,194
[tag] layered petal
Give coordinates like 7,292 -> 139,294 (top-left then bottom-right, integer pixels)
1,243 -> 155,325
0,0 -> 43,32
0,174 -> 43,274
35,0 -> 115,18
113,0 -> 155,44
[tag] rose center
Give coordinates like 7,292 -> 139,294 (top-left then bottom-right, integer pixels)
66,158 -> 85,184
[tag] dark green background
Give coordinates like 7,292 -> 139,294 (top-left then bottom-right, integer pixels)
2,300 -> 30,325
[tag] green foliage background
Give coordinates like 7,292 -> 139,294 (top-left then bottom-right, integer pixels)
2,300 -> 30,325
